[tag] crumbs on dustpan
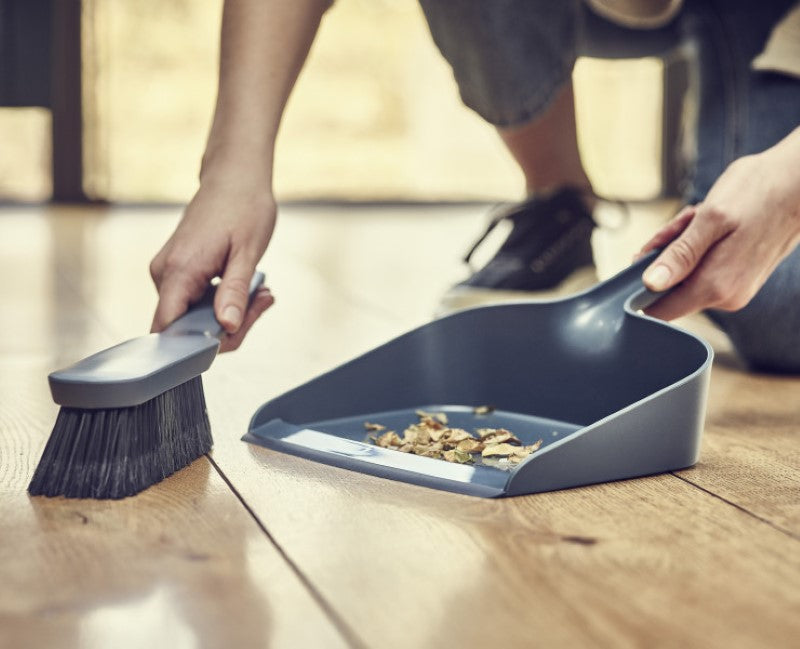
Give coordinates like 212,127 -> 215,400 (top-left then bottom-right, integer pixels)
472,404 -> 495,415
365,409 -> 542,469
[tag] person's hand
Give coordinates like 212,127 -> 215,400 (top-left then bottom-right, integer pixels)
639,139 -> 800,320
150,172 -> 276,352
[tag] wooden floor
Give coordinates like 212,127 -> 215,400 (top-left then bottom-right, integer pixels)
1,204 -> 798,649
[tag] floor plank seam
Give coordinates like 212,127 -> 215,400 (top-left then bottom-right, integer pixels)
671,472 -> 800,541
205,454 -> 371,649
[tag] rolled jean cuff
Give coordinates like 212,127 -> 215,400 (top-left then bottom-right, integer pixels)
418,0 -> 578,127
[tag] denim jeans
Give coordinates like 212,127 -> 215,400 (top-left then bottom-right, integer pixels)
419,0 -> 800,372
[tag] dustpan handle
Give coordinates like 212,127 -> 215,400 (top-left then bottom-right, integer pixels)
162,271 -> 265,338
581,250 -> 667,314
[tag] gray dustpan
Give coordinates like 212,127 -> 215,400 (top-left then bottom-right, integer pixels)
244,252 -> 712,497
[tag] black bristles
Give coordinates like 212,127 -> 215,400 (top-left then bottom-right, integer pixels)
28,376 -> 212,499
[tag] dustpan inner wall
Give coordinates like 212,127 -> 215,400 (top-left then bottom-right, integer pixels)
252,305 -> 708,429
419,306 -> 708,425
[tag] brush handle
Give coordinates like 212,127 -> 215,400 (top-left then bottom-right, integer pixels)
162,271 -> 266,338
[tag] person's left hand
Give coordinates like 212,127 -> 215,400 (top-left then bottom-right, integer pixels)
638,140 -> 800,320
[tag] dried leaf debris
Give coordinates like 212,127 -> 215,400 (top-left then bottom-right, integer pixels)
366,411 -> 542,469
473,405 -> 495,415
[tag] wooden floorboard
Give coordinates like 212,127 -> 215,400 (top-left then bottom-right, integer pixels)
215,447 -> 800,649
675,364 -> 800,538
1,204 -> 798,648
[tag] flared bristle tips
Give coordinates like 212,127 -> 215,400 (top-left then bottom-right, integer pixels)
28,376 -> 213,499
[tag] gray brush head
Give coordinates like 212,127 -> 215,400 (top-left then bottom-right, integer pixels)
30,375 -> 212,498
49,333 -> 220,409
30,271 -> 265,499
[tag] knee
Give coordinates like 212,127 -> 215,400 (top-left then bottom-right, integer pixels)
707,248 -> 800,374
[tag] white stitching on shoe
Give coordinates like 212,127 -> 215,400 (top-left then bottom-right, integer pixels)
529,218 -> 594,273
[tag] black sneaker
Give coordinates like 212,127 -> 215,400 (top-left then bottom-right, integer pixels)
439,187 -> 598,312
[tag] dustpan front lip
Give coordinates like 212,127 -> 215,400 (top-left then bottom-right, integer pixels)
242,425 -> 508,498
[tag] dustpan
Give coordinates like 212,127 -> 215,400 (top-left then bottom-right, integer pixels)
244,252 -> 713,497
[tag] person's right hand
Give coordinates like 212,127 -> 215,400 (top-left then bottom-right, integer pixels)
149,171 -> 276,352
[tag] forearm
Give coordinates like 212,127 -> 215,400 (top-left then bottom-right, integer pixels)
201,0 -> 332,185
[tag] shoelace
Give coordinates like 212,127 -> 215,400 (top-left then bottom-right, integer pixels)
462,201 -> 522,267
462,189 -> 630,269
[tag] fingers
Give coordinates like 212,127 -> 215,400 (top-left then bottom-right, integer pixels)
214,247 -> 260,334
219,287 -> 274,352
642,220 -> 777,320
637,205 -> 696,258
643,267 -> 713,321
642,242 -> 758,321
152,257 -> 273,350
642,204 -> 734,294
150,268 -> 209,333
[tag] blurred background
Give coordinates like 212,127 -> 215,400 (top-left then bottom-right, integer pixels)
0,0 -> 685,206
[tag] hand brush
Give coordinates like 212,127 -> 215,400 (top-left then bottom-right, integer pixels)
28,272 -> 265,499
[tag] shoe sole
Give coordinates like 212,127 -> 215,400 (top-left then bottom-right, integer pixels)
436,265 -> 599,316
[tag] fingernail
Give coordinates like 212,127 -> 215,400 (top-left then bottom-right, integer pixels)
643,264 -> 672,291
222,305 -> 242,329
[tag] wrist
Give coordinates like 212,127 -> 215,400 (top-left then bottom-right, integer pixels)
199,144 -> 274,192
